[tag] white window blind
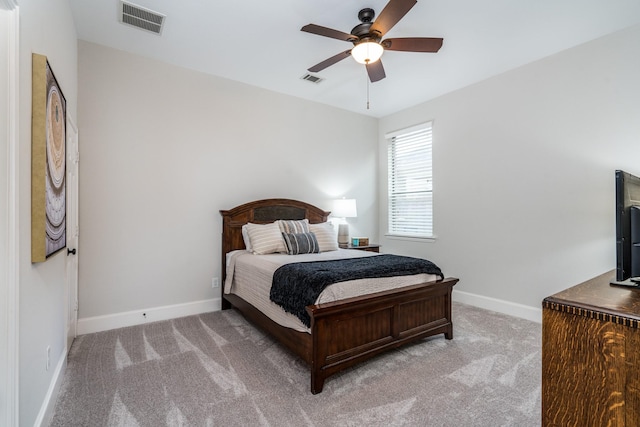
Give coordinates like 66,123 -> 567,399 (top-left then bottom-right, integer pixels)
387,122 -> 433,238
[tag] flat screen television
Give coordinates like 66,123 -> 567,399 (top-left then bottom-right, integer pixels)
615,170 -> 640,282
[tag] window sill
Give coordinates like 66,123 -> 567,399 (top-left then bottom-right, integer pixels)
384,234 -> 437,243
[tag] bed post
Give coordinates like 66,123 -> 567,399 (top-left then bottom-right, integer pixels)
309,316 -> 326,394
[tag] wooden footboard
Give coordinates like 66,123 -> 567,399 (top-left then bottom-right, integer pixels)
223,277 -> 457,394
307,277 -> 458,394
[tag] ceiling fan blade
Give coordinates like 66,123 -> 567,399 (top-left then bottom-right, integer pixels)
382,37 -> 443,52
366,60 -> 386,82
301,24 -> 356,42
308,50 -> 352,73
370,0 -> 417,37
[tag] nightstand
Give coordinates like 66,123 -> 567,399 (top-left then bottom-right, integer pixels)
344,244 -> 380,253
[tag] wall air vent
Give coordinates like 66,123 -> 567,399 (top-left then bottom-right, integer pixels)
119,1 -> 166,35
301,74 -> 324,84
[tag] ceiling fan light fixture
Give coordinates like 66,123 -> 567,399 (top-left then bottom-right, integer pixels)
351,41 -> 384,65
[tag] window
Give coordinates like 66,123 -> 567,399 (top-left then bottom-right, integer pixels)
386,122 -> 433,238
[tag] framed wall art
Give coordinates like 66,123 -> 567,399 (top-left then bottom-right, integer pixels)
31,53 -> 67,262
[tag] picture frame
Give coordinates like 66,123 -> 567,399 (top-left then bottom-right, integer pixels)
31,53 -> 67,262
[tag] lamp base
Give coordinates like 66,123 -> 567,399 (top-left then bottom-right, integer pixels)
337,223 -> 349,247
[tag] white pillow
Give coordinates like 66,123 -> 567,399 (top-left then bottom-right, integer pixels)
309,222 -> 339,252
244,222 -> 287,254
241,224 -> 252,251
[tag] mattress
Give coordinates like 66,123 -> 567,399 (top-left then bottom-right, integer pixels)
224,249 -> 440,333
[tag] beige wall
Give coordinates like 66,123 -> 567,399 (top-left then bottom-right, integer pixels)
78,24 -> 640,326
379,24 -> 640,319
77,41 -> 379,320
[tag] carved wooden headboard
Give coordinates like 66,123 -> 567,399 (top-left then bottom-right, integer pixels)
219,198 -> 330,281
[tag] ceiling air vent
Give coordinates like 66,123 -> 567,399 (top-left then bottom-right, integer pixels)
300,74 -> 324,84
119,1 -> 166,35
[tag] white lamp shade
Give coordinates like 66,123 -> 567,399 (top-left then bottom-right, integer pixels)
333,199 -> 357,218
351,42 -> 384,65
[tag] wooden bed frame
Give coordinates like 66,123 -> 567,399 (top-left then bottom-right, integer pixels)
220,198 -> 459,394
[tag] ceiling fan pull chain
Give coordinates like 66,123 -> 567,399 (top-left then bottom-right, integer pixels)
366,70 -> 370,110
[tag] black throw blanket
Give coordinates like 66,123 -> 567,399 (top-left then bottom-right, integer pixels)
270,254 -> 444,327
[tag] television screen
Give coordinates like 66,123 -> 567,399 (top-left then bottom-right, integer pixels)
615,170 -> 640,281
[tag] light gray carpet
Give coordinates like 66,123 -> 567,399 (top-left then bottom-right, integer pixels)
50,302 -> 541,426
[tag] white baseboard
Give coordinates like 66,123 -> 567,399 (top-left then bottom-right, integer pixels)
77,298 -> 222,335
34,347 -> 67,427
452,289 -> 542,323
77,293 -> 538,334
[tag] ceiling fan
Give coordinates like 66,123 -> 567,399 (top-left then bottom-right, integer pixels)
301,0 -> 443,83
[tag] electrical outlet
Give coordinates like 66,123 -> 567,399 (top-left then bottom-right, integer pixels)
46,346 -> 51,371
212,277 -> 219,288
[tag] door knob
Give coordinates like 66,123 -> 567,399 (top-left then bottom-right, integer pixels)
67,248 -> 77,255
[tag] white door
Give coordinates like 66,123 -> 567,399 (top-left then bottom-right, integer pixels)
66,116 -> 79,351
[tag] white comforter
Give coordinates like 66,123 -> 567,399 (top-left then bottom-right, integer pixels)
224,249 -> 440,333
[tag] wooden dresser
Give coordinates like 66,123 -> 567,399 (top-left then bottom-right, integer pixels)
542,270 -> 640,426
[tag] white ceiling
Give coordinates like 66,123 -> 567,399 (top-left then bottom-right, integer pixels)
69,0 -> 640,118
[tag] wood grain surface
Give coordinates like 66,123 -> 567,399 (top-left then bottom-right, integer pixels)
542,270 -> 640,426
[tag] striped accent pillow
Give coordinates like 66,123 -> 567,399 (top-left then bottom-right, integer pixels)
282,232 -> 320,255
309,222 -> 339,252
245,222 -> 286,254
278,219 -> 310,234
